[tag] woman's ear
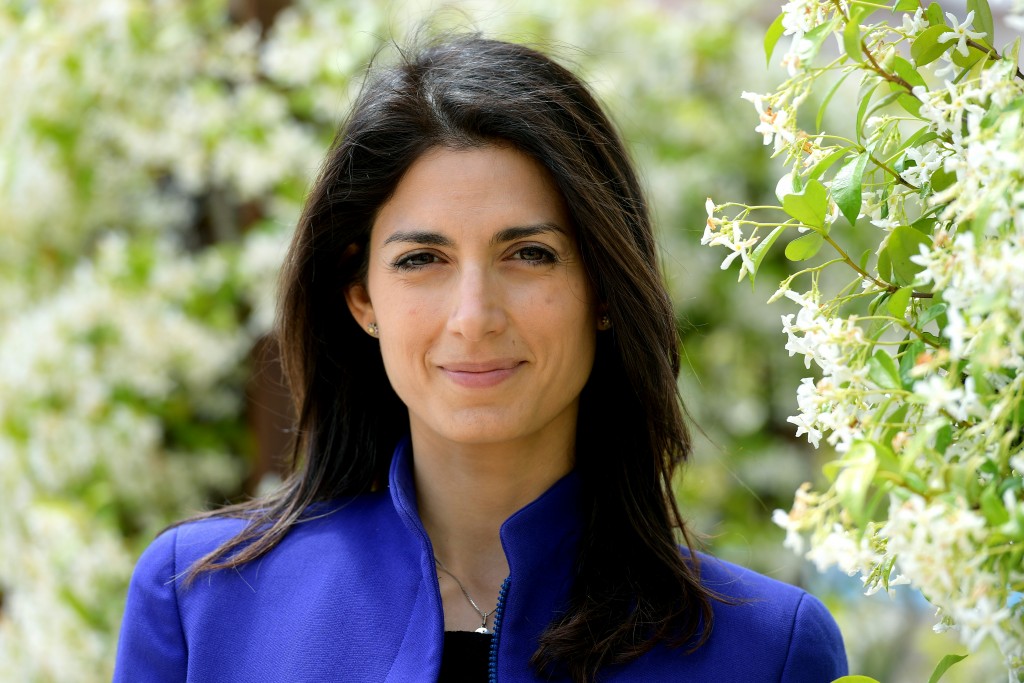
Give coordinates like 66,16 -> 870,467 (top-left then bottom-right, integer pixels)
345,281 -> 376,335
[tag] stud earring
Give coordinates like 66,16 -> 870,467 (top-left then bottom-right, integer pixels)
598,314 -> 612,330
366,322 -> 379,337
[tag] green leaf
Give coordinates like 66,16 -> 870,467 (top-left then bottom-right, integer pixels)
928,653 -> 969,683
866,91 -> 909,121
904,470 -> 928,493
891,56 -> 928,89
782,179 -> 829,229
935,421 -> 953,454
970,363 -> 995,403
893,126 -> 938,157
816,73 -> 853,132
832,152 -> 869,226
785,232 -> 825,261
930,166 -> 956,192
918,301 -> 947,329
765,13 -> 786,66
926,2 -> 946,26
896,93 -> 922,117
1007,36 -> 1021,65
967,0 -> 994,47
981,485 -> 1010,525
832,677 -> 882,683
893,0 -> 918,10
808,147 -> 851,181
887,286 -> 913,318
912,215 -> 938,233
859,248 -> 872,270
868,349 -> 903,390
899,339 -> 925,386
843,14 -> 863,62
867,290 -> 888,316
877,245 -> 893,282
836,442 -> 879,525
968,49 -> 990,81
912,25 -> 954,66
951,44 -> 986,68
750,225 -> 786,283
856,81 -> 881,140
804,18 -> 839,57
888,225 -> 931,285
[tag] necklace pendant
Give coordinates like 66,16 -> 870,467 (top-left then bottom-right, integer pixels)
475,626 -> 490,634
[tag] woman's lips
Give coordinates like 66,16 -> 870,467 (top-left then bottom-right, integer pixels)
440,360 -> 524,388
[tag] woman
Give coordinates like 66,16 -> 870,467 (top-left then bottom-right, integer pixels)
115,36 -> 847,682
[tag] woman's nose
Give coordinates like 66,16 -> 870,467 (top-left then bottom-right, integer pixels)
446,266 -> 507,341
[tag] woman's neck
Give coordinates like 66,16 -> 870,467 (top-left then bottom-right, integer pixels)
410,431 -> 574,630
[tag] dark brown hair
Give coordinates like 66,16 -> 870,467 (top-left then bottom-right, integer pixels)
184,35 -> 716,681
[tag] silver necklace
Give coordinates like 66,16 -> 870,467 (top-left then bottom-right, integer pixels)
434,556 -> 495,634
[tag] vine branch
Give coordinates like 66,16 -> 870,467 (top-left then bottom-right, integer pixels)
822,233 -> 933,299
861,39 -> 916,93
869,152 -> 919,191
964,38 -> 1024,81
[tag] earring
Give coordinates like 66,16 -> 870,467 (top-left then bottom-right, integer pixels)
366,322 -> 379,337
598,314 -> 612,330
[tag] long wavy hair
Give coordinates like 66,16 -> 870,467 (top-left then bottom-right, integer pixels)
183,35 -> 717,681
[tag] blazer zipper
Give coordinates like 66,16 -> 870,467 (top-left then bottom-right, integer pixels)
487,576 -> 511,683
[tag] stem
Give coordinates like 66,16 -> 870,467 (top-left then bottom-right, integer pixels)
820,234 -> 885,290
900,322 -> 942,348
964,38 -> 1024,82
718,203 -> 790,212
821,233 -> 933,299
861,39 -> 916,94
849,0 -> 891,9
870,152 -> 919,190
735,222 -> 793,228
855,316 -> 943,348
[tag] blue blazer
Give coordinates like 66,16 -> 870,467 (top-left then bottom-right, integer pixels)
114,439 -> 847,681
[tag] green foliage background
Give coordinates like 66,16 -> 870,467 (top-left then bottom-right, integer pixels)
0,0 -> 1006,680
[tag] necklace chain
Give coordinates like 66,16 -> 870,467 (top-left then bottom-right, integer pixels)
434,556 -> 495,634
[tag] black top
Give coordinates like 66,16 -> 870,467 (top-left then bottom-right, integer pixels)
438,630 -> 492,681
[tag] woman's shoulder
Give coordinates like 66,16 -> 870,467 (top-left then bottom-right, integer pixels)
697,551 -> 818,606
115,491 -> 414,681
137,491 -> 399,574
653,552 -> 848,681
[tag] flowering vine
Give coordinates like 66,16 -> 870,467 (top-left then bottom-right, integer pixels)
704,0 -> 1024,678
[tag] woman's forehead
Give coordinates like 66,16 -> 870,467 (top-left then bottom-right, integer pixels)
370,145 -> 575,245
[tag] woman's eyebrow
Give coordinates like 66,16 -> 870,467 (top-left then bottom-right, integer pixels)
381,230 -> 454,247
490,223 -> 568,245
380,223 -> 567,248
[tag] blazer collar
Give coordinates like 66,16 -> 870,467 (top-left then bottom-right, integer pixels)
388,435 -> 584,574
386,436 -> 584,680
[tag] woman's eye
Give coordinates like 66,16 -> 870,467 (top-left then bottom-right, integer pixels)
514,246 -> 556,263
394,252 -> 438,270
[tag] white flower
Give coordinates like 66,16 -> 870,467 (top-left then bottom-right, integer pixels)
913,375 -> 967,421
773,508 -> 806,554
901,141 -> 947,187
804,524 -> 882,577
700,216 -> 759,281
901,8 -> 927,35
937,11 -> 987,57
787,377 -> 825,447
741,91 -> 795,150
780,0 -> 830,36
957,596 -> 1012,652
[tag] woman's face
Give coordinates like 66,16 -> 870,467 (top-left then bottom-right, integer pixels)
346,145 -> 598,452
